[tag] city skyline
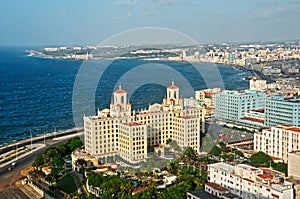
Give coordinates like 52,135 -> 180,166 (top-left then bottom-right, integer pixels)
1,0 -> 300,46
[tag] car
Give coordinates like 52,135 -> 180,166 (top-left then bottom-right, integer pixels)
7,166 -> 12,171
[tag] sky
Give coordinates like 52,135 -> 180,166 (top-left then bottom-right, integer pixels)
1,0 -> 300,46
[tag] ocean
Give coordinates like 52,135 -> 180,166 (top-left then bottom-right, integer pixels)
0,47 -> 251,145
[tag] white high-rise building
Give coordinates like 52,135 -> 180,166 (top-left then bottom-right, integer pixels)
254,124 -> 300,163
84,82 -> 205,163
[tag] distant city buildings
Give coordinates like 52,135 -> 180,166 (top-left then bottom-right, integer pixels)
208,162 -> 294,199
84,82 -> 205,164
249,77 -> 267,92
195,88 -> 220,118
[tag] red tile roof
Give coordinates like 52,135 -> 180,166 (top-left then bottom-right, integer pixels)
176,115 -> 195,119
258,174 -> 273,179
271,193 -> 279,198
124,122 -> 142,126
288,127 -> 300,133
252,109 -> 264,113
114,88 -> 126,94
132,187 -> 147,194
206,182 -> 228,192
168,81 -> 178,89
242,117 -> 264,124
114,85 -> 127,94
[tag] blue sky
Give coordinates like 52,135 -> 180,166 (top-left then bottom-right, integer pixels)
1,0 -> 300,46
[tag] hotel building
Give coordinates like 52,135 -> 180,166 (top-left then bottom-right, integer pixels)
84,82 -> 205,163
208,162 -> 294,199
215,90 -> 267,129
265,96 -> 300,127
254,124 -> 300,163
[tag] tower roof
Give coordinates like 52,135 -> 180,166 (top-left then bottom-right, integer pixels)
114,85 -> 127,94
168,81 -> 178,89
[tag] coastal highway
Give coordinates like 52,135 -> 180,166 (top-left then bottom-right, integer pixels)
0,127 -> 83,156
0,130 -> 83,191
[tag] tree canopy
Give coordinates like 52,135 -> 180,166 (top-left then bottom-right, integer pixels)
209,146 -> 222,156
249,151 -> 272,167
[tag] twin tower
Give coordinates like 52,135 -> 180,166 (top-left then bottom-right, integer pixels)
110,81 -> 183,117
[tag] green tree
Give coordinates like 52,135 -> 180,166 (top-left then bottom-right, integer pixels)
234,150 -> 245,157
88,194 -> 98,199
209,146 -> 221,156
272,162 -> 288,176
249,151 -> 272,167
138,187 -> 159,199
56,144 -> 68,156
32,153 -> 45,168
68,137 -> 83,151
183,147 -> 197,160
120,180 -> 134,194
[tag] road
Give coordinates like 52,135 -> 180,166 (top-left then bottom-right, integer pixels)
0,128 -> 83,156
0,135 -> 81,198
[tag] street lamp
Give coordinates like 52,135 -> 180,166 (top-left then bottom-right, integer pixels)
15,142 -> 18,160
30,129 -> 33,152
53,125 -> 57,138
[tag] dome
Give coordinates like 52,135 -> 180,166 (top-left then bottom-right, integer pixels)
114,85 -> 127,94
168,81 -> 178,89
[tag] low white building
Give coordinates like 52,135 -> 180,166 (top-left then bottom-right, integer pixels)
208,162 -> 294,199
249,77 -> 267,91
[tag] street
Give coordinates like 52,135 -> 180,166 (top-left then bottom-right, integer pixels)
0,136 -> 80,198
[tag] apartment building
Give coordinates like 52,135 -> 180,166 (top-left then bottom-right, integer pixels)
254,124 -> 300,163
208,162 -> 294,199
265,96 -> 300,127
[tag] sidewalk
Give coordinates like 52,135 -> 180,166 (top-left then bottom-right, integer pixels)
69,171 -> 89,198
15,180 -> 43,199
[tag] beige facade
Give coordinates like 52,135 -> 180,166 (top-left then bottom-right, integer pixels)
84,82 -> 205,163
71,149 -> 98,170
254,124 -> 300,163
288,151 -> 300,178
118,122 -> 147,162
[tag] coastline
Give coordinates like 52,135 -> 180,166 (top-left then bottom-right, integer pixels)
26,51 -> 269,86
0,127 -> 83,149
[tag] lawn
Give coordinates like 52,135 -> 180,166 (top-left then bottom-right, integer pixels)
57,173 -> 78,195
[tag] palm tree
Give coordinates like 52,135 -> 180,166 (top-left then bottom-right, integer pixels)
120,181 -> 134,194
